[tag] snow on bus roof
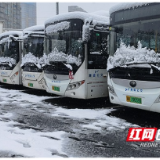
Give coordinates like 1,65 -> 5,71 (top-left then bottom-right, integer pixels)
23,25 -> 44,32
109,2 -> 151,14
0,31 -> 22,38
90,10 -> 109,17
45,11 -> 109,25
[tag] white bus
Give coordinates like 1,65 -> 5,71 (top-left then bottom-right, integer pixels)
0,31 -> 23,85
21,25 -> 46,90
44,12 -> 110,99
108,3 -> 160,113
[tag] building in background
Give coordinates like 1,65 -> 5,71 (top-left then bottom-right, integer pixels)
68,6 -> 87,12
21,3 -> 37,29
0,3 -> 21,30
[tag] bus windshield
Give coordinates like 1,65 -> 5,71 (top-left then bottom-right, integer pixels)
45,19 -> 83,74
23,36 -> 44,58
116,19 -> 160,53
0,41 -> 19,63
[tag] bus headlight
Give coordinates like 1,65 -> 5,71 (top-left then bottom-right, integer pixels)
154,95 -> 160,103
108,84 -> 117,96
67,80 -> 85,91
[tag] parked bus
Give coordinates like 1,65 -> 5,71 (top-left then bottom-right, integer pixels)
0,31 -> 23,85
21,25 -> 46,90
44,12 -> 110,99
108,3 -> 160,113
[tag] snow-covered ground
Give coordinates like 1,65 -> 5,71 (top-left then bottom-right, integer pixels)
0,85 -> 137,157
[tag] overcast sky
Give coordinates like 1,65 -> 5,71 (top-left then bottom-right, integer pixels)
36,2 -> 117,25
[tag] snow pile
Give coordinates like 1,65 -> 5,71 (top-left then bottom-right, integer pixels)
48,48 -> 67,62
21,52 -> 40,68
45,12 -> 109,25
0,31 -> 22,39
0,37 -> 11,44
21,52 -> 49,69
46,21 -> 70,34
0,119 -> 65,157
39,53 -> 49,67
0,34 -> 20,45
48,48 -> 82,67
82,22 -> 90,42
67,54 -> 82,66
0,86 -> 139,157
107,41 -> 160,71
52,107 -> 137,131
21,48 -> 82,69
90,10 -> 109,17
0,57 -> 16,67
109,2 -> 151,14
23,25 -> 44,40
64,63 -> 72,70
23,25 -> 44,32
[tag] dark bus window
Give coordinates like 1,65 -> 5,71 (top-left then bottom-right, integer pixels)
88,31 -> 109,69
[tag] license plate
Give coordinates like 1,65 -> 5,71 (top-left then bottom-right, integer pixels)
3,79 -> 7,83
52,86 -> 60,92
126,96 -> 142,104
28,83 -> 33,87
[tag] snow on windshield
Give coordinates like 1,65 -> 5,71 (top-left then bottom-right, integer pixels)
107,41 -> 160,71
0,57 -> 16,67
109,3 -> 151,14
46,21 -> 70,34
48,47 -> 82,67
21,48 -> 82,69
21,52 -> 49,69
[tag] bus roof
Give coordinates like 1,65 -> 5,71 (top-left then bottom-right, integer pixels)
23,25 -> 44,32
23,25 -> 44,38
45,11 -> 109,26
0,31 -> 23,39
109,2 -> 151,14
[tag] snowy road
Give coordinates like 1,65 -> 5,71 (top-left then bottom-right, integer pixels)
0,83 -> 160,157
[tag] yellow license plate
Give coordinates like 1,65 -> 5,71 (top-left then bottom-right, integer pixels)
126,96 -> 142,104
3,79 -> 7,83
52,86 -> 60,92
28,83 -> 33,87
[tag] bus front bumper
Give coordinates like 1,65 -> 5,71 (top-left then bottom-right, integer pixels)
108,79 -> 160,113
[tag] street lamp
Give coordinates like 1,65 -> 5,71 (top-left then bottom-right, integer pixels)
56,1 -> 59,14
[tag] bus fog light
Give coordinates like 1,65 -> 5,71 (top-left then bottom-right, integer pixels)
108,85 -> 117,96
71,92 -> 75,96
154,95 -> 160,103
111,96 -> 114,100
